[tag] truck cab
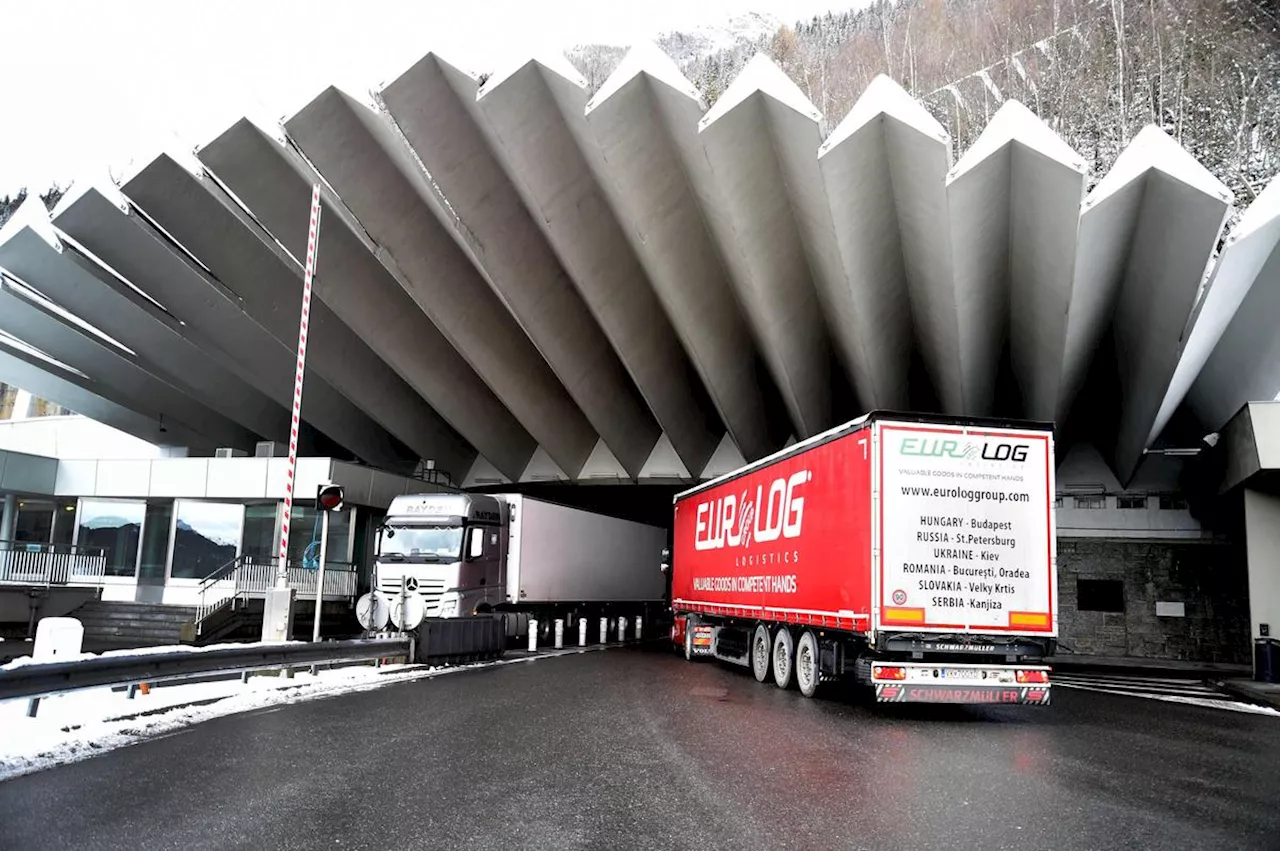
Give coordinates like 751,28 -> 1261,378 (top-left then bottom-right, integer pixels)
376,493 -> 509,618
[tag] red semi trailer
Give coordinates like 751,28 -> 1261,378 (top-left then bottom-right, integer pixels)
669,412 -> 1056,705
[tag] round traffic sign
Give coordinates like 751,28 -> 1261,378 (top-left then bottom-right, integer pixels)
390,594 -> 426,631
356,592 -> 390,631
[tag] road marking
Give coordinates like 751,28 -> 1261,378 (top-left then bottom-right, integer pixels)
1054,674 -> 1280,716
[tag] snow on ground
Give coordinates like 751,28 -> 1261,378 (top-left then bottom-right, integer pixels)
0,644 -> 614,782
1,638 -> 345,670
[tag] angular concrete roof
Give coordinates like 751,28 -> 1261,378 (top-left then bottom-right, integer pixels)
51,185 -> 420,473
1,52 -> 1275,488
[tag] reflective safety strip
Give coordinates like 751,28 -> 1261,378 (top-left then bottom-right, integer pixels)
881,607 -> 926,623
1009,611 -> 1050,628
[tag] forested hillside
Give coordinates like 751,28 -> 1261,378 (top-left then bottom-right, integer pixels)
572,0 -> 1280,206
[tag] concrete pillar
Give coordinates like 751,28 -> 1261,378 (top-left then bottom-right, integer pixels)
0,494 -> 16,542
1244,489 -> 1280,674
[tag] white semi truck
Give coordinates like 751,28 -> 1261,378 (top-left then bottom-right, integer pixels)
376,493 -> 667,638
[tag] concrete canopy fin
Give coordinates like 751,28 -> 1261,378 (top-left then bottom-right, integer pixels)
950,100 -> 1083,179
700,52 -> 822,130
639,432 -> 694,481
818,74 -> 959,414
2,219 -> 289,443
462,455 -> 511,489
820,74 -> 946,157
121,143 -> 473,479
278,88 -> 593,480
480,50 -> 587,100
1188,192 -> 1280,433
580,43 -> 784,462
49,173 -> 128,222
1068,128 -> 1232,482
1061,126 -> 1234,428
586,40 -> 704,113
0,339 -> 197,451
520,446 -> 571,483
202,110 -> 538,482
700,433 -> 747,480
695,53 -> 836,440
1155,174 -> 1280,440
473,57 -> 723,476
0,195 -> 61,252
1090,125 -> 1232,207
761,70 -> 917,415
579,438 -> 631,482
57,176 -> 418,472
383,55 -> 676,478
0,277 -> 250,452
945,100 -> 1086,418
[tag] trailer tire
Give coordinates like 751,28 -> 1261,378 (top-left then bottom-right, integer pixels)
796,630 -> 820,698
751,624 -> 771,683
772,628 -> 795,689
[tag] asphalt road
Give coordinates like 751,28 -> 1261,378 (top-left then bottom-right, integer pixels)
2,644 -> 1278,851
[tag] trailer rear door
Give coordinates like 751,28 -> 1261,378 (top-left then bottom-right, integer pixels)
872,420 -> 1056,637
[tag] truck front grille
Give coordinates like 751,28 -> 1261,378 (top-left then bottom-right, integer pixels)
378,577 -> 447,611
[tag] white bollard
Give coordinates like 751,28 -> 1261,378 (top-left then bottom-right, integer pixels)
600,616 -> 609,644
578,617 -> 587,647
618,617 -> 626,642
528,619 -> 538,652
635,615 -> 643,641
554,619 -> 564,649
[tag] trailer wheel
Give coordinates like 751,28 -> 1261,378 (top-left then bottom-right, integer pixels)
795,630 -> 820,698
751,624 -> 771,683
772,628 -> 795,689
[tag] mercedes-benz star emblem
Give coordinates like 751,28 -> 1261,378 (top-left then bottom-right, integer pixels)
405,577 -> 419,592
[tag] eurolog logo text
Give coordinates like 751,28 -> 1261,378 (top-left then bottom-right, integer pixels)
899,437 -> 1029,463
694,471 -> 811,551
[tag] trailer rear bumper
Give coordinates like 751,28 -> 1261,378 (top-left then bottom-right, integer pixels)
875,683 -> 1051,704
870,662 -> 1051,705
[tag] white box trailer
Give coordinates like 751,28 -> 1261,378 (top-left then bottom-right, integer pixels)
376,492 -> 666,638
505,495 -> 666,605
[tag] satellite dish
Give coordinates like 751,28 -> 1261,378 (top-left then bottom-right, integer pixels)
356,592 -> 390,631
390,594 -> 426,631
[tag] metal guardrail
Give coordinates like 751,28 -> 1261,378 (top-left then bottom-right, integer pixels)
0,637 -> 412,703
0,540 -> 106,586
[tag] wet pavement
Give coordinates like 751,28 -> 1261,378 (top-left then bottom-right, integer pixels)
1,643 -> 1278,850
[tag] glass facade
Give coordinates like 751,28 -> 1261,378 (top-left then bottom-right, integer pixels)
287,504 -> 353,568
170,501 -> 243,580
77,500 -> 145,577
57,497 -> 356,584
241,503 -> 279,560
138,501 -> 174,584
14,500 -> 55,543
50,500 -> 77,547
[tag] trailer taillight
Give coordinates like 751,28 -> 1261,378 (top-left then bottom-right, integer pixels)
1016,670 -> 1049,684
873,665 -> 907,680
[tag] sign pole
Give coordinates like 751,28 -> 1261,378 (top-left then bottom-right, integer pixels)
278,184 -> 323,587
312,509 -> 330,643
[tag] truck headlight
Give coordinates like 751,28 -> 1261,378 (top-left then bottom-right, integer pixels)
438,594 -> 460,618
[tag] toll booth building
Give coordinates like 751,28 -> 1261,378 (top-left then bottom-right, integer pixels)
0,449 -> 442,646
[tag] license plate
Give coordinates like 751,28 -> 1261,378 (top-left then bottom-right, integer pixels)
940,668 -> 983,680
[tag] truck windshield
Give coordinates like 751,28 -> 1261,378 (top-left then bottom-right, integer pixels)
379,525 -> 464,560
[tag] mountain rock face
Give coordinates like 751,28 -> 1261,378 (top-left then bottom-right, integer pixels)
568,0 -> 1279,209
